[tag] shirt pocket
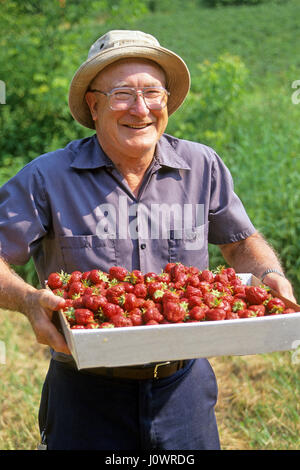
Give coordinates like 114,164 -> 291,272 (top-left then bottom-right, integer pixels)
58,235 -> 116,273
167,223 -> 209,268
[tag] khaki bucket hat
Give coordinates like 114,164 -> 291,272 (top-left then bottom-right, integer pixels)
68,30 -> 191,129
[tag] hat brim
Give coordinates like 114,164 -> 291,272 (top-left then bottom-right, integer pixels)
68,44 -> 191,129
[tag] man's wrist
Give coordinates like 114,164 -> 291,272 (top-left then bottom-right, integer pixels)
260,269 -> 285,283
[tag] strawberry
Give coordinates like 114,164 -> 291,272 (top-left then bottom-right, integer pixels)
74,308 -> 94,325
163,301 -> 186,323
99,322 -> 115,328
143,307 -> 164,324
128,308 -> 143,326
188,295 -> 204,309
133,283 -> 148,298
47,271 -> 70,290
283,308 -> 296,314
101,302 -> 123,320
68,281 -> 86,298
68,270 -> 83,284
71,325 -> 86,330
83,293 -> 107,311
245,286 -> 269,305
164,263 -> 177,273
110,313 -> 133,328
144,272 -> 158,283
189,305 -> 207,321
130,270 -> 144,284
232,299 -> 247,313
225,310 -> 239,320
248,304 -> 265,317
121,281 -> 135,293
122,293 -> 139,312
266,297 -> 286,315
106,284 -> 126,304
205,308 -> 226,321
109,266 -> 129,282
238,308 -> 259,319
199,269 -> 214,283
88,269 -> 109,285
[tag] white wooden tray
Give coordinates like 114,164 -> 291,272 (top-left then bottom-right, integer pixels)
57,274 -> 300,369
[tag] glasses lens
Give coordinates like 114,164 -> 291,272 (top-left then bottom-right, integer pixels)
109,88 -> 168,110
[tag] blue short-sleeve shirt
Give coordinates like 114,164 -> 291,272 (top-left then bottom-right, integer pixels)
0,133 -> 256,283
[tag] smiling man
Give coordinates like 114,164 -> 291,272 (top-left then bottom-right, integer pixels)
0,30 -> 295,450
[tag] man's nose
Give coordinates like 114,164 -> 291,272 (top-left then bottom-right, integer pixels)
129,92 -> 150,116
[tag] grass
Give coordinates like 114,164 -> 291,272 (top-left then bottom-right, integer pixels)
1,309 -> 300,450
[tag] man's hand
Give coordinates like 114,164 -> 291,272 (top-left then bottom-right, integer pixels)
219,231 -> 298,304
23,289 -> 71,355
261,272 -> 297,304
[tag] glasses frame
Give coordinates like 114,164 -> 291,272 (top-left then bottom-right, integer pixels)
88,86 -> 170,111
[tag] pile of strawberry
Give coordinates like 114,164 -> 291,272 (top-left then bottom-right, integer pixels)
47,263 -> 296,330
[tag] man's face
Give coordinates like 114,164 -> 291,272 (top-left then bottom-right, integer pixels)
85,59 -> 169,161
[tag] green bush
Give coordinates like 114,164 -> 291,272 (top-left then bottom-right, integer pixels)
168,53 -> 248,153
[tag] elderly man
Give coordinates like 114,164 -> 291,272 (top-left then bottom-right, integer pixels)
0,30 -> 295,450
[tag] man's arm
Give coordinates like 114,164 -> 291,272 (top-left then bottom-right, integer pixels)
0,257 -> 70,354
219,231 -> 296,302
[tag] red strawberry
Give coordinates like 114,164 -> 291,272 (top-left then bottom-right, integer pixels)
232,299 -> 247,313
133,283 -> 148,298
68,281 -> 86,298
106,284 -> 126,304
109,266 -> 128,281
88,269 -> 109,285
188,295 -> 204,309
205,308 -> 226,321
238,309 -> 258,319
189,305 -> 207,321
144,272 -> 158,283
47,271 -> 70,290
121,281 -> 135,293
248,304 -> 265,317
185,285 -> 202,298
283,308 -> 296,314
225,310 -> 239,320
83,294 -> 107,311
111,313 -> 133,328
101,302 -> 122,320
129,270 -> 144,284
199,269 -> 214,283
164,263 -> 177,273
163,301 -> 186,323
68,270 -> 83,284
245,286 -> 269,305
143,307 -> 164,324
123,293 -> 139,312
74,308 -> 94,325
99,322 -> 115,329
128,308 -> 143,326
266,297 -> 286,315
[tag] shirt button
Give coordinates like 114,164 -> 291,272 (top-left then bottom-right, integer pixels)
140,243 -> 146,250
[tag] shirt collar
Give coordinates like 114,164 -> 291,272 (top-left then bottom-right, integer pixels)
155,134 -> 191,170
69,133 -> 191,171
70,134 -> 114,170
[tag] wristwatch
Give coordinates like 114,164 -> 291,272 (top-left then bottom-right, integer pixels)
260,269 -> 285,283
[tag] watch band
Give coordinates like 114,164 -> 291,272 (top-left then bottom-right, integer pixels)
260,269 -> 285,283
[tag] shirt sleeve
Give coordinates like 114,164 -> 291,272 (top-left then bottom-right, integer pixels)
208,151 -> 256,244
0,162 -> 49,265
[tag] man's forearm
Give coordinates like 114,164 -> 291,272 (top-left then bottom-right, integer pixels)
219,231 -> 284,278
0,257 -> 37,315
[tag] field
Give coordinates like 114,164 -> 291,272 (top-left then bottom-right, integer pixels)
1,0 -> 300,450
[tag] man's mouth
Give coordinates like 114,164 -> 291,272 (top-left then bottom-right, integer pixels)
123,123 -> 153,129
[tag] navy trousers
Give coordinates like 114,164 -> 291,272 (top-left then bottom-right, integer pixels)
38,358 -> 220,450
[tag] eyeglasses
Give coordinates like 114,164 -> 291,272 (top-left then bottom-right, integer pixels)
88,86 -> 170,111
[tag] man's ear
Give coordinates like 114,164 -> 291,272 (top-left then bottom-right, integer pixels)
85,91 -> 98,121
